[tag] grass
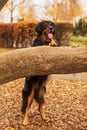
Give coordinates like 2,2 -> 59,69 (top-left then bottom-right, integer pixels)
69,35 -> 87,46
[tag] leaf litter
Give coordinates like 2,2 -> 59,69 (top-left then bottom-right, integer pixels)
0,78 -> 87,130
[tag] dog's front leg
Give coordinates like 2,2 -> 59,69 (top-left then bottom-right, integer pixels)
23,89 -> 34,125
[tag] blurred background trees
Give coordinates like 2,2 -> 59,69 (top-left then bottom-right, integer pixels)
0,0 -> 87,47
46,0 -> 83,23
0,0 -> 85,23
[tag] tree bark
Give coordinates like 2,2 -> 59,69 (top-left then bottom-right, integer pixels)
0,0 -> 8,10
0,46 -> 87,85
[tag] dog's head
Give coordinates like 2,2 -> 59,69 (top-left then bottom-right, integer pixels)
35,20 -> 55,44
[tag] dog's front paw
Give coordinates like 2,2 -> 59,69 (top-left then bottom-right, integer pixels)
49,39 -> 57,47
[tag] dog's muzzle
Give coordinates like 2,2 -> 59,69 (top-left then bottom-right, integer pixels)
47,27 -> 55,39
49,25 -> 55,33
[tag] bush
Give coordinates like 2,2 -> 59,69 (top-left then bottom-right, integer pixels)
55,23 -> 72,46
73,19 -> 87,36
0,21 -> 72,48
0,21 -> 36,48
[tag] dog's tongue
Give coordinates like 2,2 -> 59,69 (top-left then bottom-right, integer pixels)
48,33 -> 53,39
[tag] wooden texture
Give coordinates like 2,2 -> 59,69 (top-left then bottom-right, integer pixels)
0,0 -> 8,10
0,46 -> 87,85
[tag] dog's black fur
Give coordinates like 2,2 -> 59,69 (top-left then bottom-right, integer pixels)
21,20 -> 56,125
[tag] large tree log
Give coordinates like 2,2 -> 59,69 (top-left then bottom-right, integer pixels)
0,46 -> 87,85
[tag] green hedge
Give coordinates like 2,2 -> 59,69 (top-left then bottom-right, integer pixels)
0,21 -> 72,48
73,19 -> 87,36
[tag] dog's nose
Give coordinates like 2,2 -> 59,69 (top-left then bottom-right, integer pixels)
50,28 -> 55,33
48,25 -> 55,34
49,26 -> 53,32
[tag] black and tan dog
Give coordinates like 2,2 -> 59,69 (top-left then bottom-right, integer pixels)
21,20 -> 57,125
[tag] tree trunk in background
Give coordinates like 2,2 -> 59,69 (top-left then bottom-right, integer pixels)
0,46 -> 87,85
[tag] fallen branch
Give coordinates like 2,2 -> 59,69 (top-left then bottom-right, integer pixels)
0,46 -> 87,85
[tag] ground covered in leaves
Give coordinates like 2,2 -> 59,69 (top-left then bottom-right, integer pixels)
0,78 -> 87,130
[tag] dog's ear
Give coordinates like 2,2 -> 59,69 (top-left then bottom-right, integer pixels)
35,23 -> 42,34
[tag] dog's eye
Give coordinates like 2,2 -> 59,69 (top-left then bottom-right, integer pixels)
45,22 -> 48,26
49,22 -> 54,26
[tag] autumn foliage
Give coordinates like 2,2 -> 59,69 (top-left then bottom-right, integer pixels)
47,0 -> 83,22
0,21 -> 72,48
55,22 -> 72,46
0,21 -> 36,47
